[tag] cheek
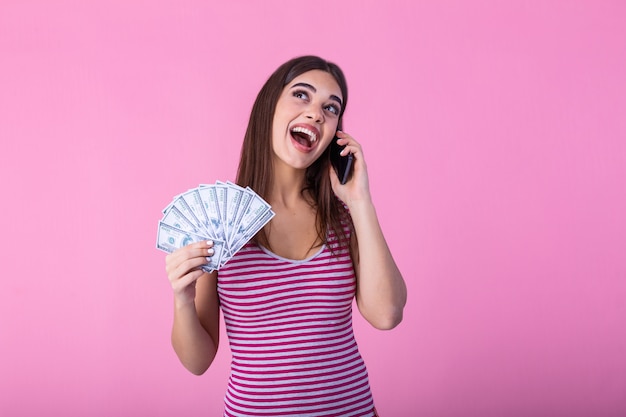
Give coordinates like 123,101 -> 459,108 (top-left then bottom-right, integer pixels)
270,116 -> 285,143
330,119 -> 340,136
322,129 -> 337,146
322,135 -> 333,147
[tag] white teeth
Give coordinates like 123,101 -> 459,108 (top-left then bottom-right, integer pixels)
291,126 -> 317,143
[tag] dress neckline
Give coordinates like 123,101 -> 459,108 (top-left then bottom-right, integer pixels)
257,243 -> 327,264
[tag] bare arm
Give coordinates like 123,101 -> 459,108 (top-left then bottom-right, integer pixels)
349,201 -> 406,329
166,240 -> 221,374
330,131 -> 407,330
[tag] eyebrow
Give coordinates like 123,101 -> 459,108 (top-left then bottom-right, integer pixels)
291,82 -> 343,108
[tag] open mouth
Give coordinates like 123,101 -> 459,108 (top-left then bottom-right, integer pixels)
290,126 -> 318,149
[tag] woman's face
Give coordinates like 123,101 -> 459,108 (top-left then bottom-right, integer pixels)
271,69 -> 343,171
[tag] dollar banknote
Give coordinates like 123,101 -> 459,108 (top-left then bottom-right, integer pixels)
156,181 -> 274,270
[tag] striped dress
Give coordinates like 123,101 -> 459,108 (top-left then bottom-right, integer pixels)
217,227 -> 375,417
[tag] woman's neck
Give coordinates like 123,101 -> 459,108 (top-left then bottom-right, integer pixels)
269,163 -> 309,208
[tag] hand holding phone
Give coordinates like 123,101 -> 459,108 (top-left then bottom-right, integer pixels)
330,134 -> 354,185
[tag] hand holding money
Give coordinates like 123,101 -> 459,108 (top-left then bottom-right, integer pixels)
164,240 -> 216,304
157,181 -> 274,273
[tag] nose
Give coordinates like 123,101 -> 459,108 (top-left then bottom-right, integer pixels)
304,104 -> 324,123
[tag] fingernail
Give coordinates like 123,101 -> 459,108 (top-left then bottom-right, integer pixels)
207,248 -> 214,255
207,240 -> 213,246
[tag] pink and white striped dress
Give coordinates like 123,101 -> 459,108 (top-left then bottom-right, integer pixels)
217,228 -> 376,417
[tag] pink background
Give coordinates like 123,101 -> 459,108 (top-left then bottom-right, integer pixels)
1,1 -> 625,416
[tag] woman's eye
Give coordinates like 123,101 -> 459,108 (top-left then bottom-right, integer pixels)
325,104 -> 340,115
293,90 -> 308,100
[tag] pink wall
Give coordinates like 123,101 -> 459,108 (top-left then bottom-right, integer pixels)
1,1 -> 625,416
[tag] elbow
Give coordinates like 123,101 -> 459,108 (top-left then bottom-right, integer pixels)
367,307 -> 404,330
171,333 -> 218,376
360,290 -> 407,330
172,342 -> 214,376
182,358 -> 211,376
187,365 -> 209,376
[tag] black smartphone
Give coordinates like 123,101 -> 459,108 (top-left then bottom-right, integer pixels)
330,134 -> 354,185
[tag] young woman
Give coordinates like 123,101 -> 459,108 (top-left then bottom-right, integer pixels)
165,55 -> 407,417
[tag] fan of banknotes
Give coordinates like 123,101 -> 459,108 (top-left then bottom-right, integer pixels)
156,181 -> 274,272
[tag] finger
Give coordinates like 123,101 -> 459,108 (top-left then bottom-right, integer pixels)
165,240 -> 214,270
175,239 -> 213,254
335,137 -> 362,157
340,145 -> 355,157
334,133 -> 351,147
168,255 -> 210,282
335,130 -> 351,140
171,269 -> 205,292
339,144 -> 363,160
165,247 -> 215,279
335,130 -> 360,145
187,245 -> 215,259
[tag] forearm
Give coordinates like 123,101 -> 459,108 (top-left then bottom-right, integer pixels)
171,298 -> 218,375
349,200 -> 407,330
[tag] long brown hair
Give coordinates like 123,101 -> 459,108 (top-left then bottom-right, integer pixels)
235,55 -> 353,251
